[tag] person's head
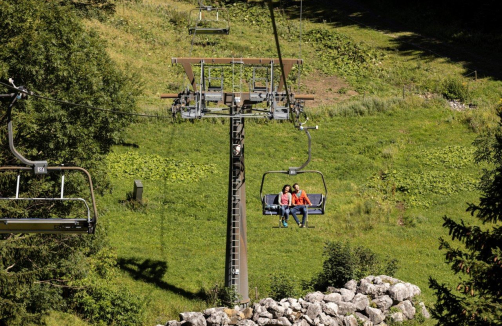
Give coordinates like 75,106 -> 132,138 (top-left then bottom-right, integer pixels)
292,183 -> 300,192
282,184 -> 291,193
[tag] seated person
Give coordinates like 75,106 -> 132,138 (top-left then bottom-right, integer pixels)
278,184 -> 292,227
290,183 -> 312,228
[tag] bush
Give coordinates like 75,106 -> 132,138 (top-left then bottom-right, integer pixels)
204,283 -> 241,307
269,272 -> 298,301
441,78 -> 470,102
72,284 -> 144,325
307,241 -> 399,291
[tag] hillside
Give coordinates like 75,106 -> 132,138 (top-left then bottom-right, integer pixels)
10,0 -> 502,325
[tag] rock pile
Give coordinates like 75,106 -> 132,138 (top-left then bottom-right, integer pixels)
162,276 -> 430,326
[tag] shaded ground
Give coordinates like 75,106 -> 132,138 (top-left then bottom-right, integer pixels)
281,0 -> 502,81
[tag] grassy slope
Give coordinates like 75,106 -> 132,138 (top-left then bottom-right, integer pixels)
58,0 -> 502,325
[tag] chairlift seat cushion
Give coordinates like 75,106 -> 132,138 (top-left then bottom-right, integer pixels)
262,194 -> 324,215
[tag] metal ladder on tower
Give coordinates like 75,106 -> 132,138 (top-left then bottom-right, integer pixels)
229,103 -> 243,290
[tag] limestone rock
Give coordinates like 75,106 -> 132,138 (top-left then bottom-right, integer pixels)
339,289 -> 355,302
322,302 -> 338,316
243,308 -> 254,319
305,292 -> 325,303
365,307 -> 385,325
344,280 -> 357,292
388,283 -> 410,302
358,279 -> 376,296
259,311 -> 273,319
396,300 -> 415,320
342,315 -> 358,326
204,308 -> 224,317
302,315 -> 314,326
238,320 -> 257,326
352,293 -> 369,311
166,321 -> 185,326
337,302 -> 356,315
372,295 -> 392,312
323,293 -> 342,304
256,318 -> 271,326
390,312 -> 404,323
419,302 -> 430,319
207,311 -> 231,326
306,303 -> 322,320
180,312 -> 207,326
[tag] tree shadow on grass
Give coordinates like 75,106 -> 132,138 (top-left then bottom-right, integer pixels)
117,257 -> 208,301
247,0 -> 502,80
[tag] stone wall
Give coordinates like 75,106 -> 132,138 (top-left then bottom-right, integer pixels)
160,275 -> 430,326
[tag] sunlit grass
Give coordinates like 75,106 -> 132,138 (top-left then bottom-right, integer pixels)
63,1 -> 502,325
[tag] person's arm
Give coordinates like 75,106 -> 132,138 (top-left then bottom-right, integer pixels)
291,193 -> 297,206
287,193 -> 292,206
303,192 -> 312,206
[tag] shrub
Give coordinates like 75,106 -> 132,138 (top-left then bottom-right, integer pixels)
441,78 -> 470,102
72,284 -> 144,325
307,241 -> 399,291
269,272 -> 298,300
204,283 -> 241,307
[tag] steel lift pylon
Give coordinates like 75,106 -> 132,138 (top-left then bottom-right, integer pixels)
162,57 -> 314,304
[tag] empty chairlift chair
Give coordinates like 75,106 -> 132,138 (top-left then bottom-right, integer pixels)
0,88 -> 98,234
188,1 -> 230,35
0,166 -> 98,234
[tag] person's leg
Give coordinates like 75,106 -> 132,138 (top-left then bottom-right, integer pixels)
280,205 -> 288,226
300,206 -> 308,226
290,207 -> 301,225
279,206 -> 285,218
284,207 -> 290,222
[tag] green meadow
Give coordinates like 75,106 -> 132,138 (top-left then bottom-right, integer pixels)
49,0 -> 502,324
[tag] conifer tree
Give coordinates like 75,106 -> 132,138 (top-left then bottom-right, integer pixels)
430,108 -> 502,325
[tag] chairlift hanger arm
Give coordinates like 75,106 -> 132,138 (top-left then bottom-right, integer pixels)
1,88 -> 49,173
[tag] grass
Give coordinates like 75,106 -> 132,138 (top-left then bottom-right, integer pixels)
95,98 -> 482,325
49,0 -> 502,324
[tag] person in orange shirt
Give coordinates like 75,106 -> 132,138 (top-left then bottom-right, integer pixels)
290,183 -> 312,228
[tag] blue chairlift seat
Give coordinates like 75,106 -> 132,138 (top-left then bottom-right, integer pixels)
262,193 -> 325,215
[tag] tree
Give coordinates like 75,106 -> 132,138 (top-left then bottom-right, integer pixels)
429,108 -> 502,325
0,0 -> 142,324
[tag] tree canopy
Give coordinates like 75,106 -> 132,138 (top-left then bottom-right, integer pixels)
430,108 -> 502,325
0,0 -> 142,324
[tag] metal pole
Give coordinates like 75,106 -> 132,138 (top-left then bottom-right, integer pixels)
225,101 -> 249,305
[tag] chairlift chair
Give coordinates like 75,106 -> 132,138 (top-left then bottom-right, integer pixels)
188,1 -> 230,35
259,125 -> 327,228
0,166 -> 98,234
0,86 -> 98,234
260,170 -> 327,228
